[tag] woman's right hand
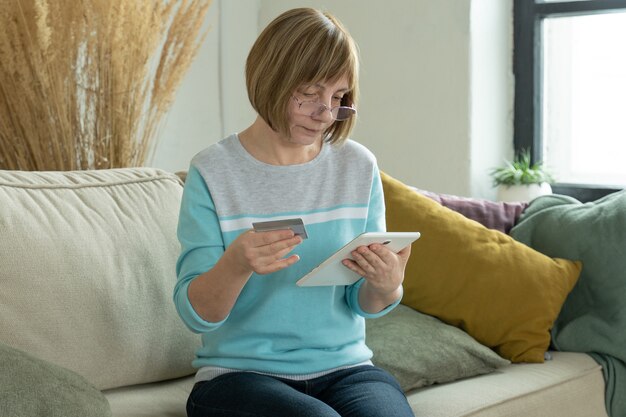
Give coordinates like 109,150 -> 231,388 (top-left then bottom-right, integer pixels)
225,229 -> 302,275
188,229 -> 302,323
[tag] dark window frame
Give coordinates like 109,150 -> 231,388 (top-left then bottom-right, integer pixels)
513,0 -> 626,202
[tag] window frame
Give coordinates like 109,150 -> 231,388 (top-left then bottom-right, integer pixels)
513,0 -> 626,202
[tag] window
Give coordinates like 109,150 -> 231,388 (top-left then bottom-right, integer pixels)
514,0 -> 626,202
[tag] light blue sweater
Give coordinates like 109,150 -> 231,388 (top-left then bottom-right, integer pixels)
174,134 -> 399,376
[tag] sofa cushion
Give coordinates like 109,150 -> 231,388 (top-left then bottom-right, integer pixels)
380,172 -> 581,363
366,304 -> 509,391
104,375 -> 194,417
0,168 -> 199,390
405,352 -> 607,417
0,342 -> 111,417
510,191 -> 626,417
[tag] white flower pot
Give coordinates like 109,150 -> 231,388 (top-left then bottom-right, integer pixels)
496,183 -> 552,203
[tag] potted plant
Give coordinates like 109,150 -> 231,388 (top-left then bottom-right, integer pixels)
490,149 -> 554,202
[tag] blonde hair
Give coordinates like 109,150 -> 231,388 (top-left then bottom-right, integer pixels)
246,8 -> 359,145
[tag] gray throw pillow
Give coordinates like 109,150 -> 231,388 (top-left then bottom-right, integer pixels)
366,304 -> 510,392
0,342 -> 111,417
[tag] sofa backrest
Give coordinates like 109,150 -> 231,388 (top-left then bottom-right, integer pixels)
0,168 -> 199,390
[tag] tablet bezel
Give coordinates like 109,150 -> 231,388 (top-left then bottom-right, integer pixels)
295,231 -> 420,287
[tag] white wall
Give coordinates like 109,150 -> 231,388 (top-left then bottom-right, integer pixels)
470,0 -> 514,198
151,0 -> 259,172
150,1 -> 222,173
152,0 -> 513,199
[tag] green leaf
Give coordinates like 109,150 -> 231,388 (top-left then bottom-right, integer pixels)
489,149 -> 555,186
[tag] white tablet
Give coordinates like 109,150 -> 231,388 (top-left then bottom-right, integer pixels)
296,232 -> 421,287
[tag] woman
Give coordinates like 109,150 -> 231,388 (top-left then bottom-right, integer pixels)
174,7 -> 414,417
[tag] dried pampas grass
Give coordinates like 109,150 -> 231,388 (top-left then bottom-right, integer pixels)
0,0 -> 211,170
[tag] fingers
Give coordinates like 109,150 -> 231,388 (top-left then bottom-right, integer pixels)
241,229 -> 299,250
353,244 -> 391,268
240,229 -> 303,274
258,254 -> 300,275
342,245 -> 385,278
254,228 -> 297,245
351,246 -> 381,274
251,240 -> 300,262
343,244 -> 406,290
396,243 -> 412,260
361,243 -> 411,270
342,259 -> 366,277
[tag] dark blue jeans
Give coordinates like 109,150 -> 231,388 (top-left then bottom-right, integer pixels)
187,365 -> 414,417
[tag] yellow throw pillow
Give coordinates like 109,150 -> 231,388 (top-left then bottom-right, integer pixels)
381,172 -> 581,363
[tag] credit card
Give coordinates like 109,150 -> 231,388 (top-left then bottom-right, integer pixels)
252,218 -> 308,239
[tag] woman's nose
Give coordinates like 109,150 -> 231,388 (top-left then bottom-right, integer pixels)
313,96 -> 335,121
312,104 -> 334,122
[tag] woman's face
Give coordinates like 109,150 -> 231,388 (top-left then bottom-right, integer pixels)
285,76 -> 350,146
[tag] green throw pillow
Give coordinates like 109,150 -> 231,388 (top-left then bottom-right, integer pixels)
0,342 -> 111,417
510,191 -> 626,417
366,304 -> 510,392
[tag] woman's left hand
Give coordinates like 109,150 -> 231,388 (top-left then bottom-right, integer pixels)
343,243 -> 411,294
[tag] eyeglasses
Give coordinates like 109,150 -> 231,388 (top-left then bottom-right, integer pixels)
292,96 -> 357,121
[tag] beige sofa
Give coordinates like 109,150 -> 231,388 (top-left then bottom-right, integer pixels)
0,167 -> 609,417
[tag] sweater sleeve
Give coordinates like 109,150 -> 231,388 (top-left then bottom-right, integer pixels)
347,278 -> 402,319
345,166 -> 402,318
173,165 -> 228,333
